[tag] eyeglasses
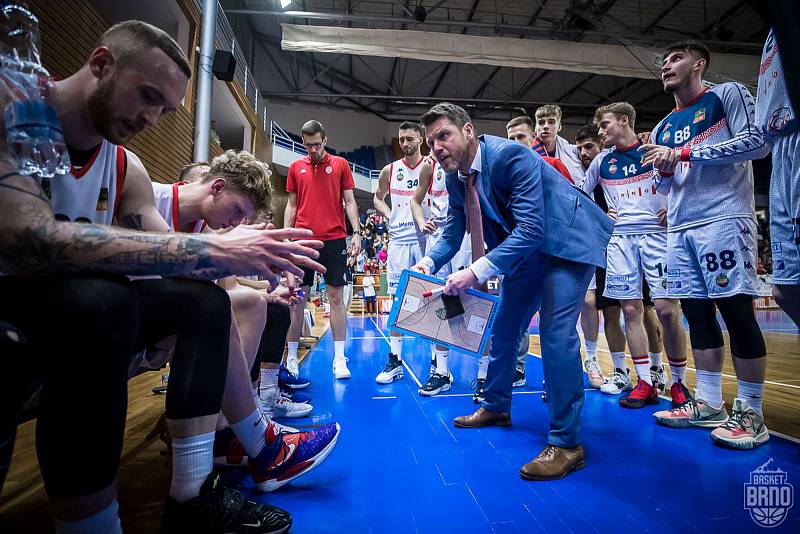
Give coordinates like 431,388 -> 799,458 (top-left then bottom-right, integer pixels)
304,142 -> 323,150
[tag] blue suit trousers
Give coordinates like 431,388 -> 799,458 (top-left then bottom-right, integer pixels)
481,254 -> 593,449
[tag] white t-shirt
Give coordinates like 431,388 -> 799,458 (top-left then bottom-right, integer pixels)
362,275 -> 376,297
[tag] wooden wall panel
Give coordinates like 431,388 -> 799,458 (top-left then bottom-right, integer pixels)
27,0 -> 196,184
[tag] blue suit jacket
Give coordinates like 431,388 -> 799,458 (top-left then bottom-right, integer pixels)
427,135 -> 613,277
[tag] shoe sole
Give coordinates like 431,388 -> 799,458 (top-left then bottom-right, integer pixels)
653,416 -> 694,428
375,370 -> 404,385
453,419 -> 511,428
600,385 -> 632,395
280,381 -> 311,390
710,430 -> 770,450
619,397 -> 660,409
512,380 -> 526,388
519,460 -> 586,481
273,405 -> 314,418
418,382 -> 452,397
256,424 -> 342,492
688,416 -> 730,429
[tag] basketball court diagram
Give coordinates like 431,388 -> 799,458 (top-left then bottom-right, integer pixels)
388,270 -> 499,356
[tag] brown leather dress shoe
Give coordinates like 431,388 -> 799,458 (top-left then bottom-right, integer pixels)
519,444 -> 585,480
453,407 -> 511,428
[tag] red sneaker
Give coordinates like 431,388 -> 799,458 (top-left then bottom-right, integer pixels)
620,379 -> 659,408
670,380 -> 691,408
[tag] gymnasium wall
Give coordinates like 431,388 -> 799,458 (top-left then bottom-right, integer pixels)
27,0 -> 199,184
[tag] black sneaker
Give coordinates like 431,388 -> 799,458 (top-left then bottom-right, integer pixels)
470,378 -> 486,404
160,470 -> 292,533
419,371 -> 453,397
375,352 -> 404,384
512,369 -> 526,388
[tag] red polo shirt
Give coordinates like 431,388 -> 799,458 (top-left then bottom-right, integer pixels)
287,152 -> 355,240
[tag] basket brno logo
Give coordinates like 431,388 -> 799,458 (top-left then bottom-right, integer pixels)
744,458 -> 793,528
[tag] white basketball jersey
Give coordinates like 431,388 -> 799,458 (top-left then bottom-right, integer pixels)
152,181 -> 206,233
49,141 -> 124,225
427,161 -> 449,224
387,158 -> 424,244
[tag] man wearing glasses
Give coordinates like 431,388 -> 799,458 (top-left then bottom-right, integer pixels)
284,120 -> 362,379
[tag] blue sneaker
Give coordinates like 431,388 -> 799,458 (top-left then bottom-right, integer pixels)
280,382 -> 311,404
248,422 -> 341,492
279,364 -> 311,390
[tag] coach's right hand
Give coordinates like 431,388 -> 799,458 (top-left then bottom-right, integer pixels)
213,224 -> 325,285
410,262 -> 431,276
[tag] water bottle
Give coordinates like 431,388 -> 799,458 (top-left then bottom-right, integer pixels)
0,2 -> 70,178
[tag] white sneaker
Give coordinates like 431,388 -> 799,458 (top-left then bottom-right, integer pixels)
271,392 -> 313,418
600,368 -> 633,395
285,354 -> 300,377
376,353 -> 404,384
584,359 -> 604,389
333,356 -> 351,379
651,365 -> 668,395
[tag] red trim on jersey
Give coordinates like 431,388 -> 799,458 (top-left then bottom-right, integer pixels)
69,144 -> 102,179
402,157 -> 424,170
112,146 -> 125,219
171,181 -> 187,231
679,147 -> 691,161
618,140 -> 642,153
673,88 -> 708,112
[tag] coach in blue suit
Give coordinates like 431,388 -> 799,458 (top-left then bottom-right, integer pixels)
414,103 -> 612,480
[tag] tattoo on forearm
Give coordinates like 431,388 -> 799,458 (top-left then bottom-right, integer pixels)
0,201 -> 228,279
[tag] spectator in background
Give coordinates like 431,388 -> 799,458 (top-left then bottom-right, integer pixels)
210,119 -> 221,145
362,273 -> 377,314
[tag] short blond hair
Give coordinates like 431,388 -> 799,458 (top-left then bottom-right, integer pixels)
535,104 -> 562,121
594,102 -> 636,130
100,21 -> 191,79
506,116 -> 534,132
205,150 -> 272,212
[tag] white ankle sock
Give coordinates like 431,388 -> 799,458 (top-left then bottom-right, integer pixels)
334,340 -> 346,360
55,499 -> 122,534
648,351 -> 663,369
390,336 -> 403,360
170,431 -> 215,503
738,380 -> 764,416
478,354 -> 489,380
695,370 -> 723,408
286,342 -> 299,361
435,349 -> 449,375
585,339 -> 598,360
668,358 -> 687,382
632,355 -> 652,385
231,409 -> 268,458
611,351 -> 627,372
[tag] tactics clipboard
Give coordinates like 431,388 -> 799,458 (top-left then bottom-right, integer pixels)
387,269 -> 499,357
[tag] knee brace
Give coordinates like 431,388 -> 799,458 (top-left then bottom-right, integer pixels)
715,295 -> 766,359
680,298 -> 723,350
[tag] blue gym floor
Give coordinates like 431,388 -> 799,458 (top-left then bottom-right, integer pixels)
225,315 -> 800,533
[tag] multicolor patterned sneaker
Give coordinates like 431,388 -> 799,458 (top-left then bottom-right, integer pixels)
249,421 -> 341,492
600,368 -> 633,395
669,380 -> 691,408
651,365 -> 668,395
652,389 -> 729,428
710,398 -> 769,450
584,359 -> 604,389
619,379 -> 659,408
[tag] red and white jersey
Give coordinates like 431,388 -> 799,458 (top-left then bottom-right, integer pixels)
427,161 -> 449,224
49,141 -> 125,225
152,181 -> 206,233
387,157 -> 424,244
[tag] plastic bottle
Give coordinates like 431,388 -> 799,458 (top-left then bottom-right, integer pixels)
0,2 -> 70,178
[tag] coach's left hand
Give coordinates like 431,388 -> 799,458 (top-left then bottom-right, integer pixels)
444,268 -> 478,296
349,234 -> 362,256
